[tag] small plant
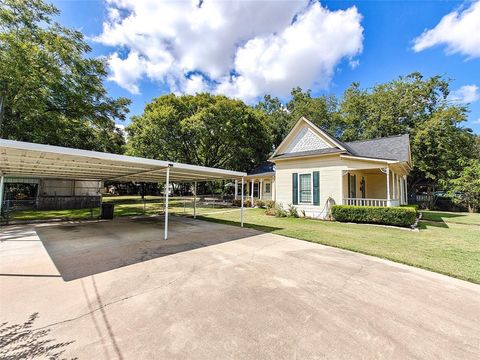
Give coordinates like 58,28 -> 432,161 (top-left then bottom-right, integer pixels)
254,199 -> 265,208
231,199 -> 252,207
300,209 -> 306,218
287,204 -> 299,218
265,200 -> 275,210
274,203 -> 287,217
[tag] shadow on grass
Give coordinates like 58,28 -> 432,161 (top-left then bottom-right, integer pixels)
197,215 -> 282,234
421,211 -> 467,223
417,220 -> 449,230
0,313 -> 77,360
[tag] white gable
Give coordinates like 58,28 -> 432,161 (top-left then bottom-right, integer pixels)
285,127 -> 331,153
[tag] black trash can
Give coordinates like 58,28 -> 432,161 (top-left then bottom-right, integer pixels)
101,203 -> 114,220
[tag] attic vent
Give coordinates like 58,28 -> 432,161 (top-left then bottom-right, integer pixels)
285,127 -> 330,153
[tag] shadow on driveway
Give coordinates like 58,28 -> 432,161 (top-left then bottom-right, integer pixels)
35,215 -> 280,281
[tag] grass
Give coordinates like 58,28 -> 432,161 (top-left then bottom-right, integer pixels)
7,197 -> 232,221
421,210 -> 480,225
199,208 -> 480,284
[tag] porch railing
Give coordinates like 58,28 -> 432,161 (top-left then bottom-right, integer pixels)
343,198 -> 395,207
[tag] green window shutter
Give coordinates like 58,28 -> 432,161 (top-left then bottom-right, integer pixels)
292,173 -> 298,205
313,171 -> 320,205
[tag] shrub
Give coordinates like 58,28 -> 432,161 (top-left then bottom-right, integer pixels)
254,199 -> 265,208
231,199 -> 252,207
274,203 -> 287,217
265,200 -> 275,210
331,205 -> 417,227
287,204 -> 299,218
265,207 -> 276,216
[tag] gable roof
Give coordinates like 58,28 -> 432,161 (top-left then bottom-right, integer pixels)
345,134 -> 410,162
270,117 -> 411,164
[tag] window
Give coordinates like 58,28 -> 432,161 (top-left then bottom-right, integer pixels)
265,182 -> 271,194
299,174 -> 312,203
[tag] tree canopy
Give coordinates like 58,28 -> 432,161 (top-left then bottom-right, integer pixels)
0,0 -> 130,153
126,94 -> 271,172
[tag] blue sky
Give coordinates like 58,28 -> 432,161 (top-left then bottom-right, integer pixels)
53,0 -> 480,133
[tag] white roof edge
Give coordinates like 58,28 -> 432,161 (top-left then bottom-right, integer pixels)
340,154 -> 399,164
0,138 -> 246,177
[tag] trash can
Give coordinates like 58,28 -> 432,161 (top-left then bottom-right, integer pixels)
101,203 -> 114,220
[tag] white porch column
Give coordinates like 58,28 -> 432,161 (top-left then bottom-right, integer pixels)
164,166 -> 171,240
399,177 -> 404,205
259,179 -> 263,200
392,172 -> 396,199
272,178 -> 276,202
386,166 -> 391,206
234,179 -> 238,200
240,177 -> 244,227
0,175 -> 4,216
250,179 -> 254,207
193,181 -> 197,219
404,175 -> 408,205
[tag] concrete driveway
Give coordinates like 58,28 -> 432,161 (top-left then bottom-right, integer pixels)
1,216 -> 479,359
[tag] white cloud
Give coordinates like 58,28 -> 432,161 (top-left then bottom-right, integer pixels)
450,85 -> 480,104
413,1 -> 480,58
474,118 -> 480,125
96,0 -> 363,100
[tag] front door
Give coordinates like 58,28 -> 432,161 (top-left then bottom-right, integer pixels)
348,174 -> 357,198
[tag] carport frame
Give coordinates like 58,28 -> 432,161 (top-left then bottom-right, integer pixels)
0,139 -> 246,240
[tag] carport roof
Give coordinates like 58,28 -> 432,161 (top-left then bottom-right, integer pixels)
0,139 -> 246,182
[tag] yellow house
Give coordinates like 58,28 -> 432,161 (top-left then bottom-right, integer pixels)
239,117 -> 412,219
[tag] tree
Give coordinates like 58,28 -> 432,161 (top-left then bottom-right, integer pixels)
287,87 -> 342,137
255,95 -> 293,148
340,72 -> 451,141
0,0 -> 130,153
126,93 -> 272,172
411,107 -> 476,188
339,73 -> 477,189
447,159 -> 480,213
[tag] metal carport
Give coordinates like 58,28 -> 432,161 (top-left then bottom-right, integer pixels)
0,139 -> 246,239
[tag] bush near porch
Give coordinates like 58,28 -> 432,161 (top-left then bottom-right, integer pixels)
331,205 -> 417,227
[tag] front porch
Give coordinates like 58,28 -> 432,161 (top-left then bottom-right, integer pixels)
342,166 -> 408,207
234,174 -> 275,205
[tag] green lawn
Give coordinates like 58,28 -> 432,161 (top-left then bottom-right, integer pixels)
421,210 -> 480,225
7,198 -> 232,221
199,208 -> 480,284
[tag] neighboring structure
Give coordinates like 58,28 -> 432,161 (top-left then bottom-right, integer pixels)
2,177 -> 101,210
242,117 -> 412,219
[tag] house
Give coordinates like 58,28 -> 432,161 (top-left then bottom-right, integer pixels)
236,117 -> 412,219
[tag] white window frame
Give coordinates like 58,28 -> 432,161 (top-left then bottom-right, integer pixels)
264,181 -> 271,194
298,172 -> 313,204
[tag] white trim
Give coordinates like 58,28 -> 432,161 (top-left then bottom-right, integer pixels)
340,154 -> 399,164
271,117 -> 345,158
298,172 -> 313,205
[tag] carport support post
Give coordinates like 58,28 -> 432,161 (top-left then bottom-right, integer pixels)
164,166 -> 171,240
240,177 -> 244,227
193,181 -> 197,219
0,175 -> 4,216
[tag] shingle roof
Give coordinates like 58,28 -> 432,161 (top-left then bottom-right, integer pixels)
248,161 -> 275,175
271,133 -> 410,162
345,134 -> 410,162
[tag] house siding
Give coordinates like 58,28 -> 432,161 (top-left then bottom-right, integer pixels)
275,155 -> 344,219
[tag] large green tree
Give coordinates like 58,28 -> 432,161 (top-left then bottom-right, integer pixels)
127,94 -> 271,172
257,88 -> 342,148
0,0 -> 130,153
339,73 -> 477,189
